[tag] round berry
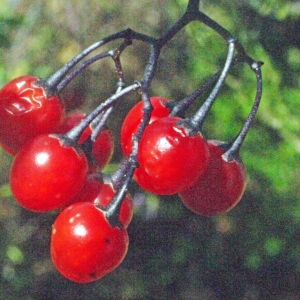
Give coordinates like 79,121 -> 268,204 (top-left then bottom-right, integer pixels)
135,116 -> 210,195
91,128 -> 114,170
121,96 -> 171,156
69,173 -> 103,205
94,182 -> 134,228
10,134 -> 88,212
179,140 -> 247,216
57,112 -> 114,170
0,76 -> 64,155
51,202 -> 129,283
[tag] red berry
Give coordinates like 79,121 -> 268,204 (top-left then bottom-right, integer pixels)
135,116 -> 210,195
0,76 -> 64,155
179,140 -> 247,216
51,202 -> 129,283
69,173 -> 103,205
91,129 -> 114,170
94,182 -> 134,228
10,134 -> 88,212
57,112 -> 114,170
121,96 -> 171,156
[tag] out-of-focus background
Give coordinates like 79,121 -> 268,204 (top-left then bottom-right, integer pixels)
0,0 -> 299,299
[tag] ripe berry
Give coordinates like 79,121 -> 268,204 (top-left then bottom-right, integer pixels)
121,96 -> 171,156
69,173 -> 103,205
134,116 -> 210,195
91,128 -> 114,170
94,182 -> 134,228
0,75 -> 64,155
51,202 -> 129,283
179,140 -> 247,216
67,178 -> 133,227
57,112 -> 114,170
10,134 -> 88,212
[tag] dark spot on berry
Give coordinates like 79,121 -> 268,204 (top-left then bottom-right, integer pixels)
89,272 -> 97,279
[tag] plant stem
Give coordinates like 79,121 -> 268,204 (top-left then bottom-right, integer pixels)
181,40 -> 236,134
223,60 -> 263,161
65,83 -> 140,143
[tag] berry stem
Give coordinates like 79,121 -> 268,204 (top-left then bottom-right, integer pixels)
37,29 -> 155,96
186,0 -> 200,12
223,60 -> 263,161
56,39 -> 132,93
87,37 -> 130,142
90,107 -> 113,142
184,0 -> 246,55
112,39 -> 132,91
37,29 -> 133,95
103,158 -> 136,228
108,159 -> 132,191
170,70 -> 221,117
65,82 -> 140,143
193,11 -> 245,55
181,39 -> 236,134
55,51 -> 111,92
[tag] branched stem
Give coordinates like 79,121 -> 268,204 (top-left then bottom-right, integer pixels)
56,39 -> 132,92
186,0 -> 200,13
37,28 -> 156,96
99,1 -> 263,226
38,29 -> 133,95
53,0 -> 263,227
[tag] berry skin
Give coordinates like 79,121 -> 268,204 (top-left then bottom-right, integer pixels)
179,140 -> 247,216
121,96 -> 171,156
69,173 -> 103,205
134,116 -> 210,195
91,128 -> 114,170
50,202 -> 129,283
94,182 -> 134,228
10,134 -> 88,212
0,76 -> 64,155
57,112 -> 114,170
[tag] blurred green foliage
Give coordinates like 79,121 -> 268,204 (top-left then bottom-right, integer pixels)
0,0 -> 299,299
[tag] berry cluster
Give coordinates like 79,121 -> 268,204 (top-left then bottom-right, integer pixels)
0,0 -> 262,284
